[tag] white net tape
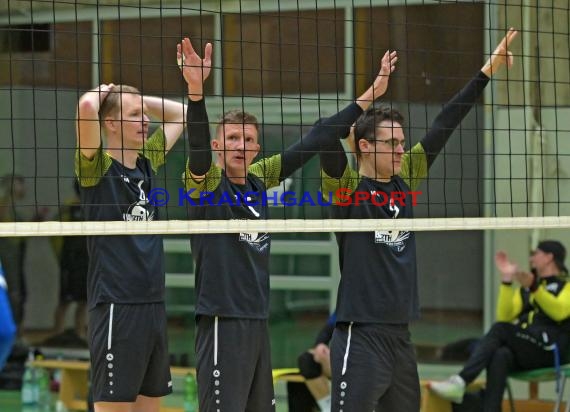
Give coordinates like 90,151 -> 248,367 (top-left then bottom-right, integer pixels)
2,216 -> 570,237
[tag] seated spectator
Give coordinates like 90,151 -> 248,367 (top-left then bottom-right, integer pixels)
296,312 -> 336,412
429,241 -> 570,411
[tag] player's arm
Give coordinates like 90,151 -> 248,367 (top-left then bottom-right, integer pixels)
75,85 -> 113,186
143,96 -> 186,153
76,84 -> 113,159
495,250 -> 523,322
318,50 -> 398,180
279,103 -> 361,183
532,282 -> 570,322
496,284 -> 523,322
513,266 -> 570,322
251,102 -> 362,189
178,37 -> 213,182
420,28 -> 517,168
314,312 -> 336,346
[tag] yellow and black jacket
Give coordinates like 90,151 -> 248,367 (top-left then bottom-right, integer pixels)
497,275 -> 570,352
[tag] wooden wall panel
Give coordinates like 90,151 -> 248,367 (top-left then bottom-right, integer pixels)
354,3 -> 484,103
99,15 -> 215,96
221,9 -> 345,96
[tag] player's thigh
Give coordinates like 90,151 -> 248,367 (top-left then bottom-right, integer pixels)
375,340 -> 420,411
330,323 -> 393,412
90,303 -> 169,402
245,320 -> 275,412
196,316 -> 263,412
139,303 -> 172,397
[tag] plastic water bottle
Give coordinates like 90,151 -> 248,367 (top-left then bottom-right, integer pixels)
183,373 -> 198,412
21,350 -> 38,407
37,365 -> 51,410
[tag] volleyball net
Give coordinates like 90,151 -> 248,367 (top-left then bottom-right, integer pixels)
0,0 -> 569,237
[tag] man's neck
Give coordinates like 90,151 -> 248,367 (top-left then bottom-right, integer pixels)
537,265 -> 560,278
359,166 -> 392,183
107,148 -> 139,169
226,174 -> 247,185
218,161 -> 248,185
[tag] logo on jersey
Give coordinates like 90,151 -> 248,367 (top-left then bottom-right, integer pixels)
374,230 -> 410,251
374,197 -> 410,252
239,231 -> 270,252
123,180 -> 155,222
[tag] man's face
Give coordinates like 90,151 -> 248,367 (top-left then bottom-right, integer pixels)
529,248 -> 553,273
106,93 -> 150,150
213,123 -> 260,179
359,120 -> 405,180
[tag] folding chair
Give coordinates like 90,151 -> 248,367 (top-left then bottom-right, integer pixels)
507,363 -> 570,412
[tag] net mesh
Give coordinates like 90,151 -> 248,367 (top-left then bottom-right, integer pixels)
0,1 -> 569,236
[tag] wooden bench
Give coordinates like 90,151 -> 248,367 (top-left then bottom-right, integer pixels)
31,359 -> 90,411
30,359 -> 196,411
30,360 -> 305,411
39,361 -> 558,412
272,368 -> 304,384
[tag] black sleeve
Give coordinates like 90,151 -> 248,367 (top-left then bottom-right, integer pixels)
319,135 -> 348,179
187,98 -> 212,176
280,103 -> 363,180
421,71 -> 490,167
314,313 -> 336,345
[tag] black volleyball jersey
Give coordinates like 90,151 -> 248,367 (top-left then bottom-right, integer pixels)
184,156 -> 282,319
75,130 -> 166,309
322,143 -> 428,324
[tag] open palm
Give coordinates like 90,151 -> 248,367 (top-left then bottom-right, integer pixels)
373,50 -> 398,99
495,251 -> 518,277
485,28 -> 517,75
178,38 -> 213,88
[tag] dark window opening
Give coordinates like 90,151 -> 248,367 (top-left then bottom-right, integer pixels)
0,23 -> 52,53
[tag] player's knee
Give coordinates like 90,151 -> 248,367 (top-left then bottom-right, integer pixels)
491,346 -> 515,368
297,351 -> 322,379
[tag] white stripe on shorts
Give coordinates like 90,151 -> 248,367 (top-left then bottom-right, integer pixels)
214,316 -> 219,366
107,303 -> 114,350
341,322 -> 353,376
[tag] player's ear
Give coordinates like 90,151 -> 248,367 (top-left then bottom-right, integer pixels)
104,117 -> 117,133
358,139 -> 371,154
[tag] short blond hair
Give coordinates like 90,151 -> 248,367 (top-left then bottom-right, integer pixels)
98,84 -> 141,126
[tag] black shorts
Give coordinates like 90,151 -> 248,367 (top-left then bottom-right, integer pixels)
89,303 -> 172,402
330,322 -> 420,412
195,316 -> 275,412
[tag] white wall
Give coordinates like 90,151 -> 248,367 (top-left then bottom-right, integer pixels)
487,107 -> 570,320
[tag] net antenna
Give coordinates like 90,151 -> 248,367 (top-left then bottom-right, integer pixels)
524,3 -> 545,248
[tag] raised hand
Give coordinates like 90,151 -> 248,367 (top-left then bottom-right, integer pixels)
80,83 -> 114,108
177,38 -> 213,100
495,250 -> 518,282
96,83 -> 115,101
373,50 -> 398,99
356,49 -> 398,110
482,28 -> 517,77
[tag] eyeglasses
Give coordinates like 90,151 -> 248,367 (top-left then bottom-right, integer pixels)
373,138 -> 406,150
